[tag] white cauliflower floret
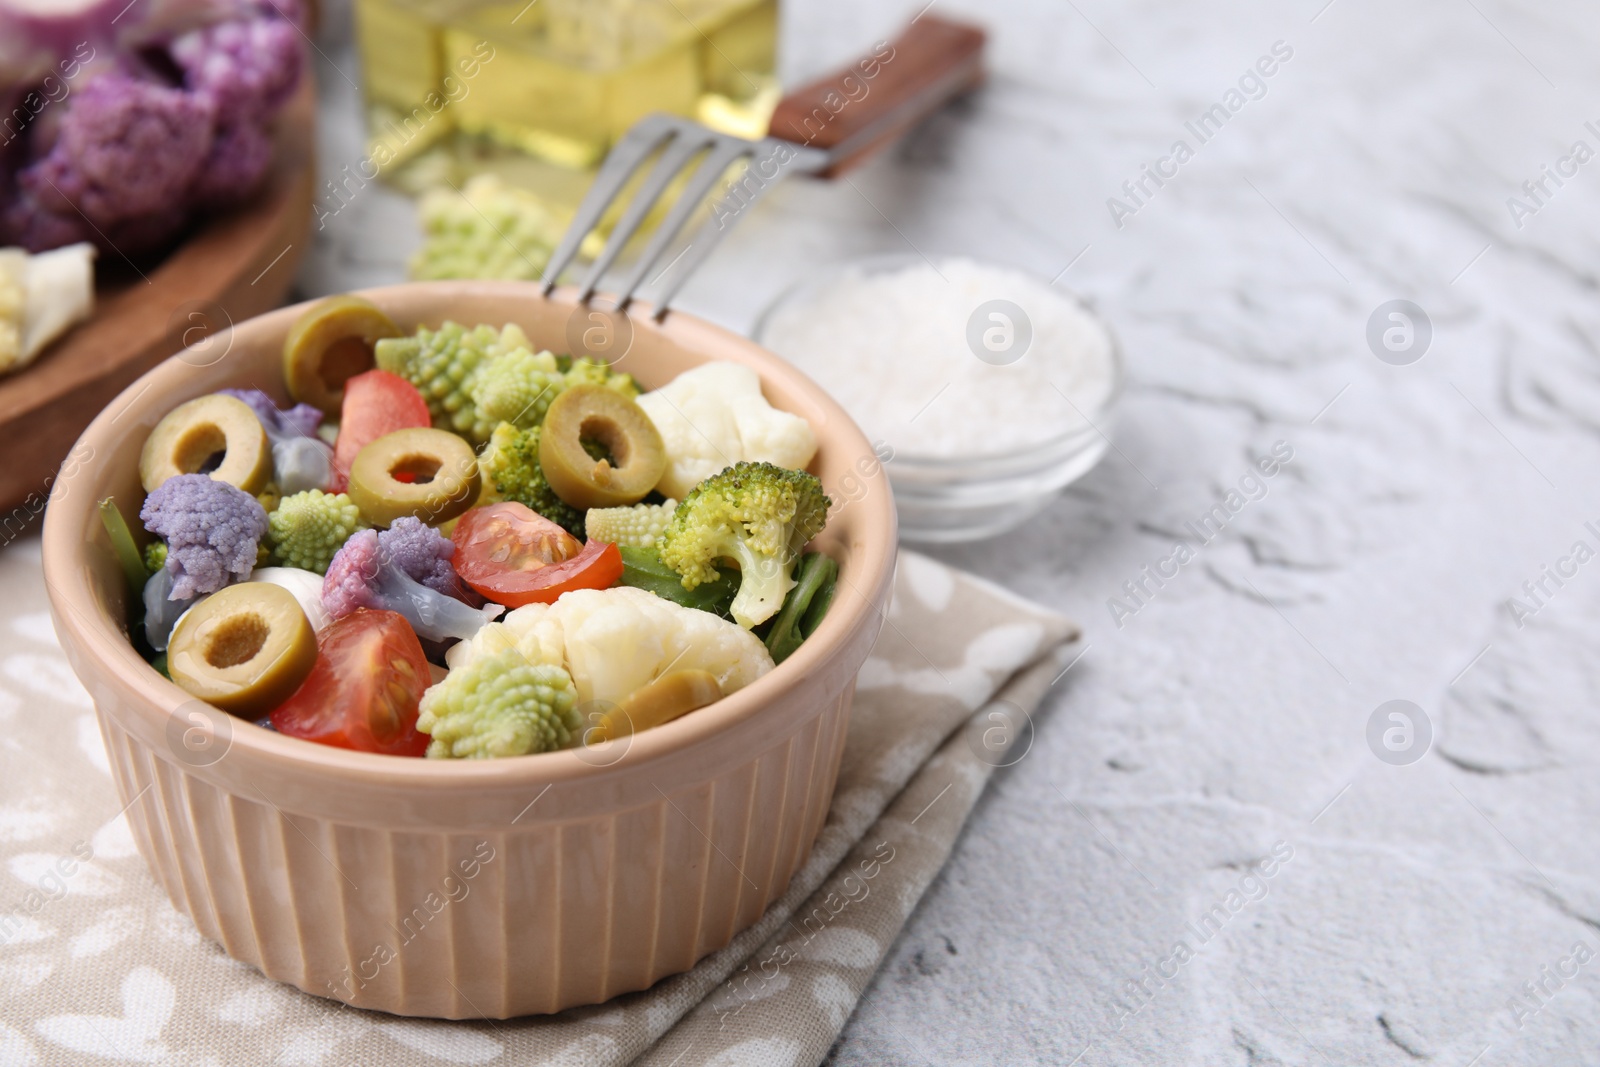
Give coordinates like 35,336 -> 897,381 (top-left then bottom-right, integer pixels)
0,243 -> 95,374
444,585 -> 773,707
0,250 -> 22,370
635,361 -> 817,499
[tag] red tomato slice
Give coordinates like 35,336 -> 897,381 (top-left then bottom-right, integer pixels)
270,609 -> 432,756
452,502 -> 623,606
331,369 -> 431,489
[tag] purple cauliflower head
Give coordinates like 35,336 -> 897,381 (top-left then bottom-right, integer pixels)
1,186 -> 92,252
322,522 -> 497,643
20,74 -> 215,227
140,473 -> 269,600
189,120 -> 274,209
171,15 -> 302,127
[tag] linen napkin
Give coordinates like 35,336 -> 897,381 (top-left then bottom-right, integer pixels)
0,535 -> 1078,1067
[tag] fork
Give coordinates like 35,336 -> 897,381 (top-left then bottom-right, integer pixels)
540,14 -> 987,320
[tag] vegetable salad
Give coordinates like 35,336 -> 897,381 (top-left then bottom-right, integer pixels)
101,295 -> 839,760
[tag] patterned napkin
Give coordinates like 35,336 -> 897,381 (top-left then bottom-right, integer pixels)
0,535 -> 1077,1067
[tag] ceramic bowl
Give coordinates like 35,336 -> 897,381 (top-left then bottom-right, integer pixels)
40,281 -> 897,1019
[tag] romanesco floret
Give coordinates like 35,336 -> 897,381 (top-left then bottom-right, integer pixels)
656,461 -> 831,629
416,648 -> 580,758
143,539 -> 168,576
409,175 -> 565,282
374,322 -> 531,444
585,499 -> 677,548
561,356 -> 639,398
267,489 -> 368,574
469,345 -> 565,430
478,422 -> 585,535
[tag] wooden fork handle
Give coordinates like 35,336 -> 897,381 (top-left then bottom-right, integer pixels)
766,14 -> 987,177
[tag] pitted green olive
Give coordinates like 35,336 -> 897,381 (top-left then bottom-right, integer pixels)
347,427 -> 480,527
167,583 -> 317,717
283,296 -> 401,414
591,669 -> 722,741
539,384 -> 666,509
139,394 -> 272,494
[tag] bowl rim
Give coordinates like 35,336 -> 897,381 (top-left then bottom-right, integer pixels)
41,281 -> 897,790
751,250 -> 1127,471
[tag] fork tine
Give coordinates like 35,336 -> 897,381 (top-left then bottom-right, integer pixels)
576,126 -> 718,303
649,139 -> 793,319
541,114 -> 678,293
614,137 -> 752,309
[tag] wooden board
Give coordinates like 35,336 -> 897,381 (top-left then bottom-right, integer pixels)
0,78 -> 316,517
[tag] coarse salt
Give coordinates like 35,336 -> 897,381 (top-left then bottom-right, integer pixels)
759,258 -> 1118,458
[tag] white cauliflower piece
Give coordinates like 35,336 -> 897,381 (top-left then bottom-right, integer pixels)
0,250 -> 23,372
0,243 -> 95,375
635,361 -> 817,499
443,585 -> 772,707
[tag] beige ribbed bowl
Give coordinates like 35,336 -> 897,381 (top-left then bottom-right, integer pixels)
41,282 -> 897,1019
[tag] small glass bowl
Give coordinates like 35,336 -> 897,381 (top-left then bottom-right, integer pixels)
753,254 -> 1125,544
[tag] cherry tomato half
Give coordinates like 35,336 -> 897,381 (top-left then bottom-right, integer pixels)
332,369 -> 431,489
270,609 -> 432,756
451,502 -> 623,606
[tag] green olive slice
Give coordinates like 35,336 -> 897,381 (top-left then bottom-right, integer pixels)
347,427 -> 480,527
592,669 -> 722,742
167,582 -> 317,717
539,384 -> 666,509
283,296 -> 402,415
139,393 -> 273,494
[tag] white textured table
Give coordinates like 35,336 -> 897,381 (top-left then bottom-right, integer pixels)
302,1 -> 1600,1062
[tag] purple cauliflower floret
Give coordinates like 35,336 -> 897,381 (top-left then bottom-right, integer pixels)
218,388 -> 322,440
172,16 -> 302,127
190,121 -> 275,209
379,517 -> 481,600
219,386 -> 334,492
322,522 -> 499,643
20,74 -> 215,228
140,473 -> 269,600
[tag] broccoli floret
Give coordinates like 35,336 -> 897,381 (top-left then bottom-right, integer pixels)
470,345 -> 565,430
585,499 -> 677,548
657,462 -> 830,629
375,322 -> 536,445
416,647 -> 580,758
477,422 -> 585,535
322,519 -> 499,643
267,490 -> 368,574
563,356 -> 639,398
140,473 -> 269,600
143,540 -> 168,576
